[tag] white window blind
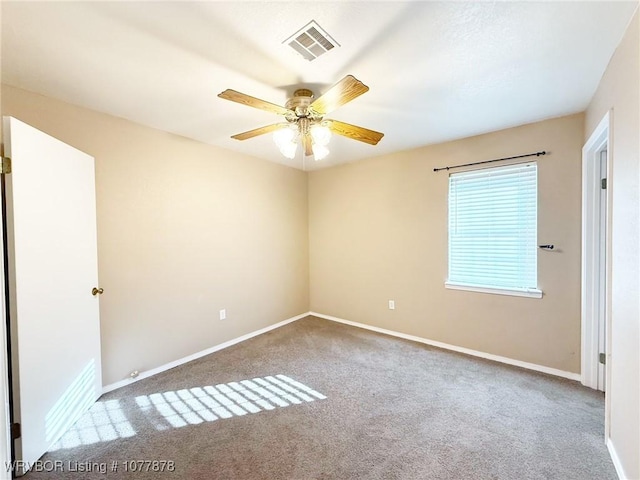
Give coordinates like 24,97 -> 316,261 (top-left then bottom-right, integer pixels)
447,162 -> 538,295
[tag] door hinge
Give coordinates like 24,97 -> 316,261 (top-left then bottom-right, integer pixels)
1,156 -> 11,174
601,178 -> 607,190
599,353 -> 606,365
11,423 -> 21,440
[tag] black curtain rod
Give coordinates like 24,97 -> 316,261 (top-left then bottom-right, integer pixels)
433,151 -> 547,172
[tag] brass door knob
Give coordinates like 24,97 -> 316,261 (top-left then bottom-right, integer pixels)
92,287 -> 104,296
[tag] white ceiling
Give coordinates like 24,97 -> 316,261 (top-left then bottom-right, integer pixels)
2,1 -> 638,170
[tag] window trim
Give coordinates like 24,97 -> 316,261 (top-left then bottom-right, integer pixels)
445,281 -> 542,299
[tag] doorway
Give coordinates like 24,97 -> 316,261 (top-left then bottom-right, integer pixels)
581,111 -> 611,431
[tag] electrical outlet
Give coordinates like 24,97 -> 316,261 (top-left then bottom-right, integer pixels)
388,300 -> 395,310
219,309 -> 226,320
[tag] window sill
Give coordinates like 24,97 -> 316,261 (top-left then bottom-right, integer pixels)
445,282 -> 543,299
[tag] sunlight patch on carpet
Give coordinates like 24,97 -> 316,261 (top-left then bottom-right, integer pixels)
135,375 -> 326,431
49,399 -> 136,451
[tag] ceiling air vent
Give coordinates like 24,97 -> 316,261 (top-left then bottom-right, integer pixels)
284,21 -> 339,61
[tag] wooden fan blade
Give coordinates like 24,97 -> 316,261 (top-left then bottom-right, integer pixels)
218,89 -> 291,116
310,75 -> 369,115
326,120 -> 384,145
303,134 -> 313,156
230,123 -> 288,141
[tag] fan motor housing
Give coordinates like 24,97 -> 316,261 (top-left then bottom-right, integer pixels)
286,89 -> 316,118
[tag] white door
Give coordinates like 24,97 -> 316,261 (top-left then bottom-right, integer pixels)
2,117 -> 102,474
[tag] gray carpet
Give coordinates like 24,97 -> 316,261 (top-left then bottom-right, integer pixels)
24,316 -> 615,479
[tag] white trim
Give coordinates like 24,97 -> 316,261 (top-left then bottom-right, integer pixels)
102,312 -> 309,394
445,281 -> 542,299
581,111 -> 612,398
0,155 -> 12,477
103,308 -> 582,393
606,438 -> 627,480
310,312 -> 581,381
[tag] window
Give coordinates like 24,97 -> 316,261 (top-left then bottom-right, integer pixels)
446,162 -> 541,298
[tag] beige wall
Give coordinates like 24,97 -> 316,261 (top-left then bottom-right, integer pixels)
585,7 -> 639,479
1,85 -> 310,386
309,113 -> 584,374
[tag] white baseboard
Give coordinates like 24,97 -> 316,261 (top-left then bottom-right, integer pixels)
310,311 -> 581,382
102,312 -> 310,394
103,310 -> 581,394
607,438 -> 628,480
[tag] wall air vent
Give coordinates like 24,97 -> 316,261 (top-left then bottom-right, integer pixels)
284,21 -> 340,61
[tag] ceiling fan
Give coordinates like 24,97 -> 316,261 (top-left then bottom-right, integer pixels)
218,75 -> 384,160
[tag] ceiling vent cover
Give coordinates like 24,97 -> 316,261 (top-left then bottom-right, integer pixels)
284,21 -> 340,61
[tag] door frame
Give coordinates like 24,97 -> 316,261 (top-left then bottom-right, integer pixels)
581,110 -> 613,436
0,164 -> 12,478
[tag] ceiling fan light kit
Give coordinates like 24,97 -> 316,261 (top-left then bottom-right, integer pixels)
273,122 -> 331,161
218,75 -> 384,162
273,126 -> 298,159
311,143 -> 330,161
310,124 -> 331,146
